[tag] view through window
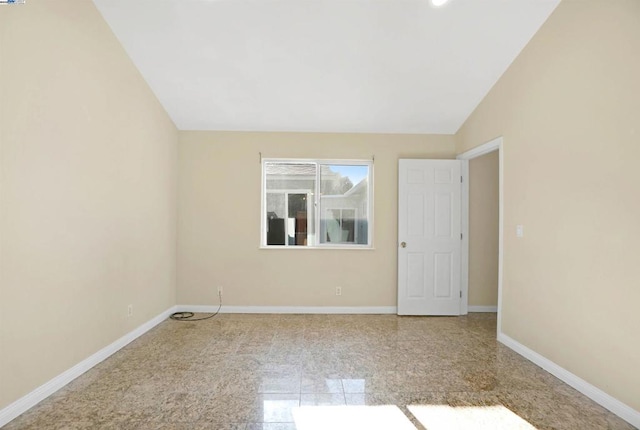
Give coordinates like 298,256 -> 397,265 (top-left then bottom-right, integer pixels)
262,160 -> 372,248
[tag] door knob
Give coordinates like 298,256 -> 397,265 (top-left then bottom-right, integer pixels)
400,242 -> 407,248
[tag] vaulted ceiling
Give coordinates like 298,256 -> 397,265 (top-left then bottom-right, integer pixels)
93,0 -> 560,134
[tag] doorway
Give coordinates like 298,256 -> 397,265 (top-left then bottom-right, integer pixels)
457,137 -> 504,333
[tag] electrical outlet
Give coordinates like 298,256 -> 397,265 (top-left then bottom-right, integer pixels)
127,304 -> 133,317
336,286 -> 342,296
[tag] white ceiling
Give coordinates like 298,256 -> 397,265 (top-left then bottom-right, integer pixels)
93,0 -> 559,134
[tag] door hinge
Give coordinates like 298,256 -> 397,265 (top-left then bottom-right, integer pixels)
460,176 -> 463,183
460,233 -> 463,240
460,291 -> 462,298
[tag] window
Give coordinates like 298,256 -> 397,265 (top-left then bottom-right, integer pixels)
262,159 -> 373,248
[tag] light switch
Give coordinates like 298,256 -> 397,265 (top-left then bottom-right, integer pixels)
516,225 -> 524,238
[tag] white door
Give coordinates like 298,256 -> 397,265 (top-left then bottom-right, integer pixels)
398,159 -> 462,315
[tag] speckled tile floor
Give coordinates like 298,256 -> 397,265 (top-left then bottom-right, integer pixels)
3,313 -> 636,430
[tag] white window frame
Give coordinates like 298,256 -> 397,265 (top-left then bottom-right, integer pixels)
261,158 -> 374,249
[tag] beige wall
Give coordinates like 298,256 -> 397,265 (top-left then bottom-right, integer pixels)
4,0 -> 638,419
0,1 -> 178,409
456,0 -> 640,411
178,131 -> 454,307
468,151 -> 499,307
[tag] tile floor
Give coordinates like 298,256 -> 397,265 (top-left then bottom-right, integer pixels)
3,313 -> 636,429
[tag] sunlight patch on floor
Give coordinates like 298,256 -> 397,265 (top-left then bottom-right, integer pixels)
408,404 -> 537,430
292,405 -> 417,430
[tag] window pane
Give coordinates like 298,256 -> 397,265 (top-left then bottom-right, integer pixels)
266,193 -> 285,245
265,162 -> 316,191
288,193 -> 308,245
319,164 -> 369,245
264,162 -> 316,246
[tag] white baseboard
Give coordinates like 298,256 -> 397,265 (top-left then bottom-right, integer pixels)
498,332 -> 640,428
176,305 -> 398,315
0,306 -> 178,428
468,305 -> 498,312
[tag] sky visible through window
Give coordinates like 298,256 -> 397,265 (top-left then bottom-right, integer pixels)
329,165 -> 368,187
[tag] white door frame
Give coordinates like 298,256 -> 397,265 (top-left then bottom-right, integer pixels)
457,136 -> 504,334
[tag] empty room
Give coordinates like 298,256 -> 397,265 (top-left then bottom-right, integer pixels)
0,0 -> 638,429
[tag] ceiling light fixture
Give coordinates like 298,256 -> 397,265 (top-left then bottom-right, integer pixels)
431,0 -> 450,7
